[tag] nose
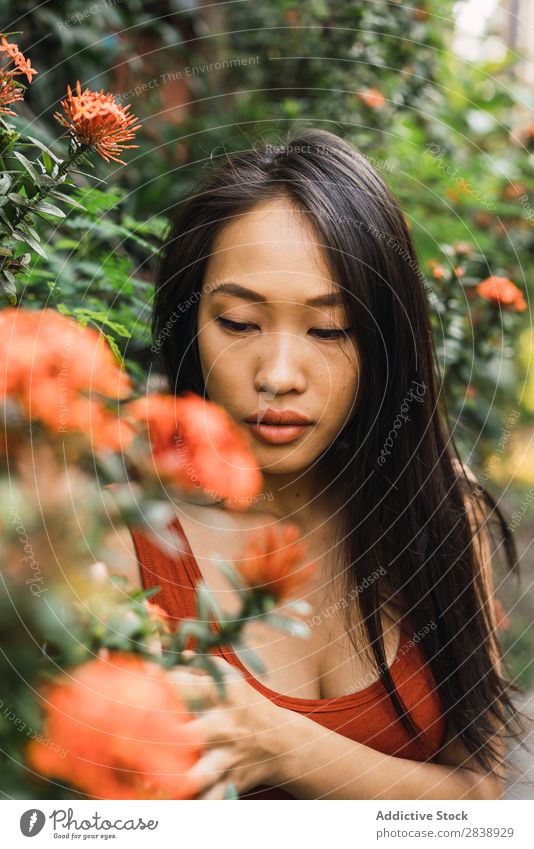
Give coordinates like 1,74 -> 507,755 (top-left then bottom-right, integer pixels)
253,332 -> 307,396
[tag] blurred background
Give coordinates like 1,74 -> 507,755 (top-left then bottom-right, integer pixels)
2,0 -> 533,794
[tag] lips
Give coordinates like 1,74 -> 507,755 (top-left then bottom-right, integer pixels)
243,408 -> 314,446
243,408 -> 313,426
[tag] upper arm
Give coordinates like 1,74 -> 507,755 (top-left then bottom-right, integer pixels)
432,723 -> 504,799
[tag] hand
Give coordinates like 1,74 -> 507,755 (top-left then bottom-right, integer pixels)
168,653 -> 286,799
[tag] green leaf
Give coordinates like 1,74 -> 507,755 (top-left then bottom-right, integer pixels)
260,613 -> 310,638
13,151 -> 39,180
105,334 -> 125,367
16,228 -> 47,259
196,580 -> 224,624
26,136 -> 61,165
48,189 -> 86,210
0,174 -> 11,194
34,201 -> 66,218
0,269 -> 17,303
231,642 -> 266,676
7,192 -> 31,207
215,559 -> 246,592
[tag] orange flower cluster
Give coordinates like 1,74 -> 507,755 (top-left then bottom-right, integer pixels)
357,88 -> 386,109
54,80 -> 141,164
126,391 -> 263,507
236,521 -> 316,603
476,276 -> 527,312
27,653 -> 203,800
0,33 -> 37,115
0,308 -> 133,449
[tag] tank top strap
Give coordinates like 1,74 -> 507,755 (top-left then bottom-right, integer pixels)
128,515 -> 198,629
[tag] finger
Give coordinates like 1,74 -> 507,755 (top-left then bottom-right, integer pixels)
188,747 -> 235,796
168,667 -> 221,710
208,654 -> 245,681
185,708 -> 241,746
197,780 -> 231,800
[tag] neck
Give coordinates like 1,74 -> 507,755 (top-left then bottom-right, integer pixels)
247,457 -> 344,534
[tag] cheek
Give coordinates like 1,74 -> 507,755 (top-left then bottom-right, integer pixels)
197,322 -> 243,395
323,351 -> 359,422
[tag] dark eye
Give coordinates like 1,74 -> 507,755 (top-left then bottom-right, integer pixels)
216,317 -> 257,333
310,327 -> 352,340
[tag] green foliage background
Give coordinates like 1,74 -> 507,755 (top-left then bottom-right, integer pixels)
2,0 -> 533,691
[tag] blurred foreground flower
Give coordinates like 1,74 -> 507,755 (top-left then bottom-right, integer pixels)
125,391 -> 263,507
54,81 -> 141,164
27,653 -> 203,800
236,521 -> 316,604
476,276 -> 527,312
0,308 -> 133,449
357,88 -> 386,109
0,32 -> 37,115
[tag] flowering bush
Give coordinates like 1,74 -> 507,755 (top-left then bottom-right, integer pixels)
27,654 -> 204,800
0,305 -> 316,800
0,33 -> 141,305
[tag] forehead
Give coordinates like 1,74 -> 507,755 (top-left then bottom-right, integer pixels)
203,197 -> 339,303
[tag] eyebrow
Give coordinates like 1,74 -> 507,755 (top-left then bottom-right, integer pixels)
206,281 -> 344,308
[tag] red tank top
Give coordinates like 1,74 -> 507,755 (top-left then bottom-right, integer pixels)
129,515 -> 447,799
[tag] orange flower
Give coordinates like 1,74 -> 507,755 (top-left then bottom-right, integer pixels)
26,653 -> 203,800
357,88 -> 386,109
414,6 -> 429,20
431,265 -> 446,280
0,34 -> 37,114
125,391 -> 263,506
476,276 -> 527,312
501,181 -> 527,201
144,599 -> 174,633
236,521 -> 316,603
54,81 -> 141,164
473,211 -> 492,229
284,9 -> 301,25
0,308 -> 133,448
454,266 -> 466,278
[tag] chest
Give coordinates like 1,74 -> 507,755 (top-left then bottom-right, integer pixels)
173,507 -> 402,700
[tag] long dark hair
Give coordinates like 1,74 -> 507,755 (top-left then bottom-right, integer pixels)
152,127 -> 528,779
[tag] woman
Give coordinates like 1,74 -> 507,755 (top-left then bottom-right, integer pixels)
113,128 -> 526,799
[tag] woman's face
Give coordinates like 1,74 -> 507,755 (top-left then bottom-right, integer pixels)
197,196 -> 359,474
